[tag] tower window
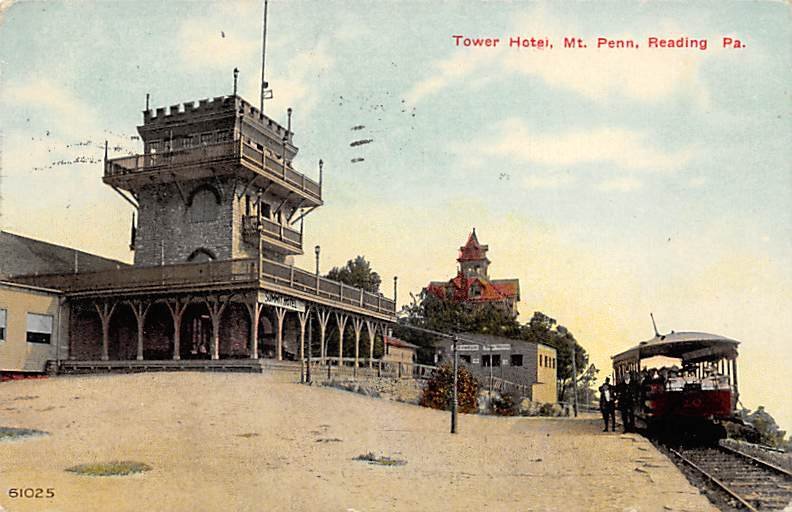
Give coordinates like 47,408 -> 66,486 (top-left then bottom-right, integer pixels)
188,185 -> 221,223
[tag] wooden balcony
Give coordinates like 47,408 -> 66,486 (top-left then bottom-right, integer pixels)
10,258 -> 396,320
104,139 -> 322,206
242,216 -> 302,254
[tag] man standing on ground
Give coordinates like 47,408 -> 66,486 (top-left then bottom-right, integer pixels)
599,377 -> 616,432
617,373 -> 635,433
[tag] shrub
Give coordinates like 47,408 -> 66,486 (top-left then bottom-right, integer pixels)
490,391 -> 520,416
419,363 -> 479,414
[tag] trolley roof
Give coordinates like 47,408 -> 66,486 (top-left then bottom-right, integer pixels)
612,331 -> 740,365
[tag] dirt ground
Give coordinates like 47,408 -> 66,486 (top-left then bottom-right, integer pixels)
0,372 -> 716,512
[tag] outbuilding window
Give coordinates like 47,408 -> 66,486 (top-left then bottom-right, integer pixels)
26,313 -> 53,344
510,354 -> 523,367
0,308 -> 6,341
482,354 -> 501,367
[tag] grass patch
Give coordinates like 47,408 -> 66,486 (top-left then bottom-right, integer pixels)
0,426 -> 48,440
236,432 -> 259,438
316,437 -> 343,443
353,452 -> 406,466
65,461 -> 152,477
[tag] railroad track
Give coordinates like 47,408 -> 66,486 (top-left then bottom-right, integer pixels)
670,444 -> 792,511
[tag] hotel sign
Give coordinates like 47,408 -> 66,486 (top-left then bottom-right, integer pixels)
481,344 -> 511,351
456,344 -> 480,352
258,291 -> 306,312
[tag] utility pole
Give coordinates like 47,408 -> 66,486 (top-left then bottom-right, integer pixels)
570,337 -> 579,417
451,334 -> 459,434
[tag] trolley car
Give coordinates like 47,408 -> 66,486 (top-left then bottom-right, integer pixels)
612,331 -> 741,441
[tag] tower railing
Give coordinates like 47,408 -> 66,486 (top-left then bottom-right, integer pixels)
104,139 -> 321,202
242,215 -> 302,251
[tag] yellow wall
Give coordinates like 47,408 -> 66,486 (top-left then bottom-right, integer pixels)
532,344 -> 558,403
0,283 -> 66,372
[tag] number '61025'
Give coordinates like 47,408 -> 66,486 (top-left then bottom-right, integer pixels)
8,488 -> 55,498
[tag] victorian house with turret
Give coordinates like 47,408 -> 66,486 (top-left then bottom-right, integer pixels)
425,229 -> 520,316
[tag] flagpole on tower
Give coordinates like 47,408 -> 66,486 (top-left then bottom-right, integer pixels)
260,0 -> 269,113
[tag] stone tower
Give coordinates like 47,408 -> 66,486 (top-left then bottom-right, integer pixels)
458,228 -> 490,278
103,96 -> 322,267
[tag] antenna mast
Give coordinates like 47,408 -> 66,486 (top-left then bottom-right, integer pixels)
260,0 -> 271,112
650,312 -> 660,337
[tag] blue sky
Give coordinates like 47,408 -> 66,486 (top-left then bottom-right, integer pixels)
1,0 -> 790,428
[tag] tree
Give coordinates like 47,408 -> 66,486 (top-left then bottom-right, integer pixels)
326,255 -> 381,293
520,312 -> 589,400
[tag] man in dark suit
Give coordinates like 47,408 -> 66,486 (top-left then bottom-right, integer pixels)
617,374 -> 636,433
599,377 -> 616,432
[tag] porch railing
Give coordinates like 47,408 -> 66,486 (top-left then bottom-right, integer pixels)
260,258 -> 396,315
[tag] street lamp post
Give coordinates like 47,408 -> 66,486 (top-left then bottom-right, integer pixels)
306,308 -> 312,384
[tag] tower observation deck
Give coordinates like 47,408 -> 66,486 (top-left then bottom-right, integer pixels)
105,95 -> 321,263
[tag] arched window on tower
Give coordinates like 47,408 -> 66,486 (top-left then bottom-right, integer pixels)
187,248 -> 216,263
188,185 -> 221,223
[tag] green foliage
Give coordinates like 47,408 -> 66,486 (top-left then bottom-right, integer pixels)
0,426 -> 48,440
420,363 -> 479,414
326,255 -> 382,293
735,406 -> 791,449
398,291 -> 589,400
491,391 -> 519,416
65,461 -> 152,476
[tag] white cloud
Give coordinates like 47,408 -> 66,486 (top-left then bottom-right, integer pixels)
242,42 -> 335,118
405,51 -> 487,105
177,18 -> 258,70
1,79 -> 101,134
472,118 -> 695,172
595,177 -> 643,192
523,173 -> 576,190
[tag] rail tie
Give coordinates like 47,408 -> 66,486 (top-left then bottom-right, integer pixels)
670,445 -> 792,511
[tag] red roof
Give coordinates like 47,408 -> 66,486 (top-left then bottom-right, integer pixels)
426,274 -> 519,303
384,336 -> 418,350
457,229 -> 489,263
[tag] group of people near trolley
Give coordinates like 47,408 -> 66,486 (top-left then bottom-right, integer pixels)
598,362 -> 732,432
598,376 -> 634,432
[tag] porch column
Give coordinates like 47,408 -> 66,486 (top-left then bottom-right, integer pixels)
365,320 -> 377,368
244,299 -> 263,360
204,295 -> 230,361
165,297 -> 190,360
94,301 -> 117,361
352,317 -> 363,371
317,308 -> 330,363
274,306 -> 287,360
334,312 -> 348,367
128,300 -> 151,361
298,309 -> 311,383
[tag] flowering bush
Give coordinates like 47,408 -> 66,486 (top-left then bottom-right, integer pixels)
420,363 -> 479,413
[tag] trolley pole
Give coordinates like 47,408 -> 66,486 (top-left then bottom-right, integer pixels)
451,334 -> 459,434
